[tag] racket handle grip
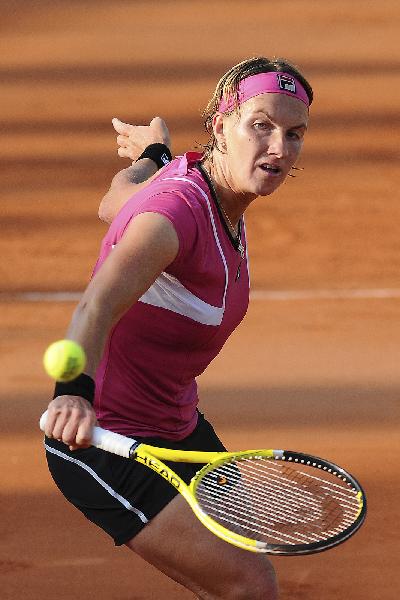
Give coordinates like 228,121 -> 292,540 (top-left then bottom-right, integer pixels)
39,410 -> 135,459
91,427 -> 134,458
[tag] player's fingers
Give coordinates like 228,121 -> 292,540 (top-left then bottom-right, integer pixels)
117,134 -> 132,148
57,420 -> 79,446
44,406 -> 59,439
57,404 -> 92,447
112,118 -> 132,135
45,396 -> 95,445
45,397 -> 77,439
50,402 -> 80,442
117,147 -> 134,158
49,410 -> 71,441
73,414 -> 96,449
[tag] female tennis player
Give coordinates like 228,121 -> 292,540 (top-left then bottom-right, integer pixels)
44,56 -> 312,599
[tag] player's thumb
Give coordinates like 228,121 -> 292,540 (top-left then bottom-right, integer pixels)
150,117 -> 171,148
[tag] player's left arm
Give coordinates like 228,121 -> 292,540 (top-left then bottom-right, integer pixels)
66,211 -> 179,375
99,117 -> 171,224
45,211 -> 179,448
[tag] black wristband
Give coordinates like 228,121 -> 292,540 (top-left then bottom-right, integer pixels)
53,373 -> 95,405
136,143 -> 172,170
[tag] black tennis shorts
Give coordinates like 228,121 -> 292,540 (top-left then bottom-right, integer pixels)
45,411 -> 226,546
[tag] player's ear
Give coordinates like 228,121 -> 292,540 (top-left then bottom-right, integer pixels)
212,113 -> 227,153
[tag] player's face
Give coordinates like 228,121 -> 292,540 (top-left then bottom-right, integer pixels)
219,93 -> 308,197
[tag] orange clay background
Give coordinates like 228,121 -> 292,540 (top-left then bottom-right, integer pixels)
1,2 -> 399,598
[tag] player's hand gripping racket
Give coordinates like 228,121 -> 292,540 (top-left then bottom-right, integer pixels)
40,411 -> 366,555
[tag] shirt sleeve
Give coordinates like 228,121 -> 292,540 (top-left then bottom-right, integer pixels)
120,189 -> 200,271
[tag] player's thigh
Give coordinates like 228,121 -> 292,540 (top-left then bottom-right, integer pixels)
127,494 -> 278,600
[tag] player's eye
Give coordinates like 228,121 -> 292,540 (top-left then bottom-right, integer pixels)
287,130 -> 303,141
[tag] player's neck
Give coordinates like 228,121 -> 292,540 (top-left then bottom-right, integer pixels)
201,158 -> 253,228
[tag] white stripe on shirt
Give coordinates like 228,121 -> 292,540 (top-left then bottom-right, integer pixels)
138,176 -> 229,326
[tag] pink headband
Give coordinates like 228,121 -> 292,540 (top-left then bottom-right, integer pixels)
218,71 -> 310,112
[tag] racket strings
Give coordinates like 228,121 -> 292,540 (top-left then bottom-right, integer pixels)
203,470 -> 326,526
198,475 -> 339,544
199,482 -> 353,544
228,460 -> 360,520
197,478 -> 328,544
195,457 -> 361,546
219,463 -> 331,515
244,460 -> 358,499
208,460 -> 359,524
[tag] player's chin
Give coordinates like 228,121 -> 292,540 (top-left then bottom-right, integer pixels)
252,175 -> 286,197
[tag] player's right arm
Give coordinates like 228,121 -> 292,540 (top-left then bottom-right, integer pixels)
98,116 -> 171,224
45,210 -> 179,449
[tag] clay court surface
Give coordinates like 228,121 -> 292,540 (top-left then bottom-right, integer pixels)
1,2 -> 399,598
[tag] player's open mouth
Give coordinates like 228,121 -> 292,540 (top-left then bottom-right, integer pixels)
259,164 -> 282,175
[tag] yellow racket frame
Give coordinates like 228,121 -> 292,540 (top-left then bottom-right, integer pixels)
133,445 -> 277,552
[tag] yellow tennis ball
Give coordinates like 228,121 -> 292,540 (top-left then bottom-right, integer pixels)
43,339 -> 86,382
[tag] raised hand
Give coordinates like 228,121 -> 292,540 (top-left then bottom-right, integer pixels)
112,116 -> 171,162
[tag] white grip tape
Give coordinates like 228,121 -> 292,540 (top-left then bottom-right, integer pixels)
91,427 -> 133,458
40,410 -> 134,459
39,411 -> 49,432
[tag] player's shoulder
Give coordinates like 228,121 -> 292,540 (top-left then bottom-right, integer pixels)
135,154 -> 210,227
151,152 -> 209,206
108,153 -> 211,244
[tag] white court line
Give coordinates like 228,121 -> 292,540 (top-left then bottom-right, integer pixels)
250,288 -> 400,301
1,288 -> 400,302
2,291 -> 83,302
47,557 -> 106,568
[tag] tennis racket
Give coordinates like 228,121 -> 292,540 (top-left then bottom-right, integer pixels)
40,411 -> 366,555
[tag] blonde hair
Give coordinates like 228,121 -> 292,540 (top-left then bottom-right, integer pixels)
201,57 -> 313,160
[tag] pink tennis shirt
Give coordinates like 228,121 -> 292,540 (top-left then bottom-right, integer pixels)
93,152 -> 250,440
